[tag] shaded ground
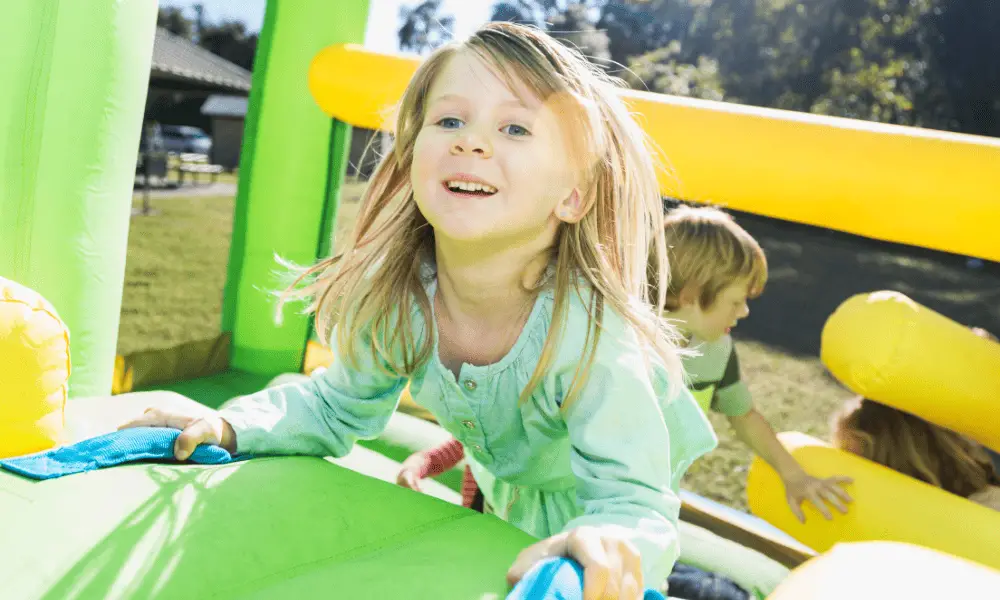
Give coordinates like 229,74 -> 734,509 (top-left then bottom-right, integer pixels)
732,210 -> 1000,357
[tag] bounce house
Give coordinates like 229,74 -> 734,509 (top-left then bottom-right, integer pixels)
2,1 -> 1000,598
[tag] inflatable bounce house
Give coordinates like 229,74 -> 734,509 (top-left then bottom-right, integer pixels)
2,1 -> 999,598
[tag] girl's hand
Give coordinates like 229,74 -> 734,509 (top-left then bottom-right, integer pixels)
118,407 -> 237,460
507,527 -> 643,600
395,456 -> 425,492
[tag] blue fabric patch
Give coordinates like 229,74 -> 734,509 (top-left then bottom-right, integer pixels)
0,427 -> 235,480
507,557 -> 666,600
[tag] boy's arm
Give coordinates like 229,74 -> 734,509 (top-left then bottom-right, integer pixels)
713,348 -> 853,522
726,409 -> 851,521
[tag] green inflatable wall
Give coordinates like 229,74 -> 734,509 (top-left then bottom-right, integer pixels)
0,0 -> 157,397
222,0 -> 372,376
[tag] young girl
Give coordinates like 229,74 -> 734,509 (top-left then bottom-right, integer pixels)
121,22 -> 717,598
831,327 -> 1000,512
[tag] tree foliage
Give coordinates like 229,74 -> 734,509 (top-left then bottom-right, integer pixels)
490,0 -> 1000,137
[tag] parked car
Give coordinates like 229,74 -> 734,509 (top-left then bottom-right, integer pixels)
161,124 -> 213,155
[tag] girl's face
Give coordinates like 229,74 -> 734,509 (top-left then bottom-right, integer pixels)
410,51 -> 580,250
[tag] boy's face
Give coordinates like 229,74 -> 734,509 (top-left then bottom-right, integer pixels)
684,281 -> 751,342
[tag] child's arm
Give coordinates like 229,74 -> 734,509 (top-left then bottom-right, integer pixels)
726,409 -> 852,521
713,349 -> 852,522
510,331 -> 718,592
397,438 -> 464,491
218,326 -> 407,458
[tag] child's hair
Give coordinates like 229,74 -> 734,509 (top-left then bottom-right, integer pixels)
281,22 -> 683,406
831,396 -> 1000,498
971,327 -> 999,343
651,204 -> 768,311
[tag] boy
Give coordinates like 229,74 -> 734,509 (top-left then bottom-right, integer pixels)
655,204 -> 852,522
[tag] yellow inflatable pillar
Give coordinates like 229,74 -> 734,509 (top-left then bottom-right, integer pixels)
746,432 -> 1000,571
767,541 -> 1000,599
821,291 -> 1000,451
0,278 -> 70,458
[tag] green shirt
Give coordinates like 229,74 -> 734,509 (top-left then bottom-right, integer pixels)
683,334 -> 753,418
220,275 -> 718,584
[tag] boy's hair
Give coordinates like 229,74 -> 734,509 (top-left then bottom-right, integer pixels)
832,395 -> 1000,498
652,205 -> 768,310
280,22 -> 686,407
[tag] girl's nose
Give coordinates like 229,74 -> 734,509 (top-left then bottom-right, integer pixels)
450,130 -> 492,158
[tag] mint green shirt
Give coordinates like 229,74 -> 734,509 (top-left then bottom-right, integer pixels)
220,276 -> 718,585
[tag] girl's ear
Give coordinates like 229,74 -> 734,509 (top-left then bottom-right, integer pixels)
554,188 -> 588,224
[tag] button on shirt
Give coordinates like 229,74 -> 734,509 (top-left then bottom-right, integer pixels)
220,277 -> 718,585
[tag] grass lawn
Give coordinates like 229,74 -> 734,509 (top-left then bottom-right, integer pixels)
119,182 -> 1000,511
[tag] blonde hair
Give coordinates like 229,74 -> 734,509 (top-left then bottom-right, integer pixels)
832,395 -> 1000,498
652,205 -> 767,310
281,22 -> 684,407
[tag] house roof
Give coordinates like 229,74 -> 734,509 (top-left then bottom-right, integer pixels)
151,27 -> 252,92
201,95 -> 249,118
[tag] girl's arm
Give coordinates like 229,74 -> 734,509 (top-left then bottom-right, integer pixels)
558,333 -> 718,587
219,326 -> 407,458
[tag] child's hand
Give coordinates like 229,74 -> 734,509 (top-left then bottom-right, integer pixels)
783,471 -> 853,522
395,455 -> 425,492
507,527 -> 643,600
118,407 -> 237,460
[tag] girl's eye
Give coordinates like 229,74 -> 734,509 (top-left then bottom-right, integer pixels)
436,117 -> 464,129
501,123 -> 530,137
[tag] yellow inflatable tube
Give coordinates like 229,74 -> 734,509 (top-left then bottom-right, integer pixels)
821,291 -> 1000,452
767,541 -> 1000,599
746,432 -> 1000,571
0,278 -> 70,458
308,45 -> 1000,263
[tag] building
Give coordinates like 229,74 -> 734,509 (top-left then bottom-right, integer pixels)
201,95 -> 248,170
145,28 -> 253,168
146,27 -> 389,178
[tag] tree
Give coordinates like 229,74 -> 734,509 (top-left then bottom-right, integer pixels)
398,0 -> 456,54
626,41 -> 724,101
492,0 -> 998,136
490,0 -> 564,26
924,1 -> 1000,136
488,2 -> 610,64
549,3 -> 611,63
596,0 -> 693,74
158,7 -> 194,39
198,21 -> 258,71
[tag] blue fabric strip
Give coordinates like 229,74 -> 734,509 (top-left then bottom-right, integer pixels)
0,427 -> 234,480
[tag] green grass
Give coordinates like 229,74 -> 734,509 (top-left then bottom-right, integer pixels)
119,195 -> 235,355
119,183 -> 364,356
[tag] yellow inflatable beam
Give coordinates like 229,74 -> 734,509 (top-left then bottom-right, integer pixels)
745,432 -> 1000,572
821,291 -> 1000,452
309,44 -> 1000,263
